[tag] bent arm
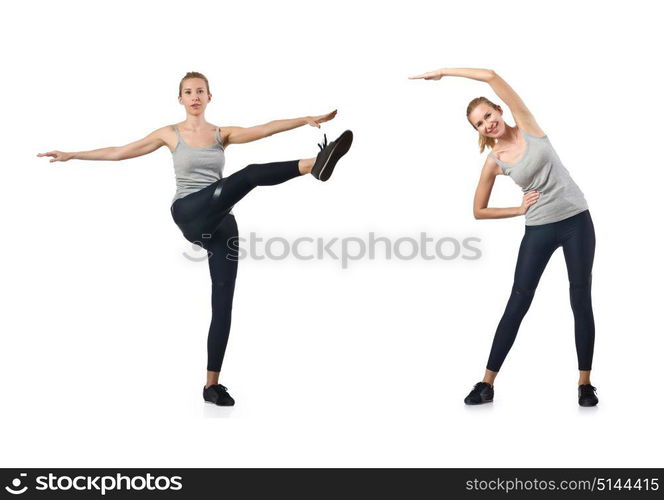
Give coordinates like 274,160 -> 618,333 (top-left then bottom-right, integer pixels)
221,116 -> 308,147
439,68 -> 545,135
473,159 -> 524,220
70,127 -> 166,161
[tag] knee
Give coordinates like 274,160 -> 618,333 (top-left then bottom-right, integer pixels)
212,278 -> 236,291
504,283 -> 536,316
512,282 -> 535,295
211,278 -> 236,303
569,277 -> 592,310
511,283 -> 536,302
244,163 -> 263,184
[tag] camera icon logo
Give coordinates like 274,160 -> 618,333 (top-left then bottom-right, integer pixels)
5,473 -> 28,495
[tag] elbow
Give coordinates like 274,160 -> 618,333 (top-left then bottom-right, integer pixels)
110,147 -> 123,161
486,69 -> 497,81
473,208 -> 484,220
261,124 -> 274,139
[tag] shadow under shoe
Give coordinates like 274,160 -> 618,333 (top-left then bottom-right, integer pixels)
464,382 -> 494,405
203,384 -> 235,406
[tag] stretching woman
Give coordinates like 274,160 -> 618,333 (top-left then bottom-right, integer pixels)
37,71 -> 353,406
410,68 -> 598,407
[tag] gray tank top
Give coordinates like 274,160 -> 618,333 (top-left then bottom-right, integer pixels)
171,125 -> 231,213
489,128 -> 588,225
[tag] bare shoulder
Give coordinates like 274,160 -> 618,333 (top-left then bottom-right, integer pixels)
218,125 -> 236,148
514,118 -> 546,138
482,153 -> 503,177
139,124 -> 174,149
159,124 -> 179,153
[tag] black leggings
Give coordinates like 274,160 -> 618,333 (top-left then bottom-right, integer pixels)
170,160 -> 302,372
486,209 -> 596,372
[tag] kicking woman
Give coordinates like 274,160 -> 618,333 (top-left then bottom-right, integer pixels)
410,68 -> 598,407
37,71 -> 353,406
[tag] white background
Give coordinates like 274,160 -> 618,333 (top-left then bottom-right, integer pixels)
2,0 -> 662,467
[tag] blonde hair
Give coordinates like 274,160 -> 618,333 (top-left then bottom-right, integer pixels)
466,96 -> 499,153
178,71 -> 211,98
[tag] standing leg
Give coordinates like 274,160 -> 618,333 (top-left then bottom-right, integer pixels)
561,211 -> 596,379
485,225 -> 559,375
199,159 -> 315,391
465,225 -> 560,405
202,214 -> 239,384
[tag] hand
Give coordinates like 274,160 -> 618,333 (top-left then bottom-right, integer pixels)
408,68 -> 445,81
520,191 -> 540,214
305,109 -> 337,128
37,150 -> 74,163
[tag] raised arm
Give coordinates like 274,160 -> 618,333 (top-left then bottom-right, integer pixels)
37,126 -> 167,163
410,67 -> 545,135
473,157 -> 539,219
220,109 -> 337,148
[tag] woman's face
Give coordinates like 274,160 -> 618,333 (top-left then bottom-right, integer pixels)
469,103 -> 504,138
179,78 -> 211,114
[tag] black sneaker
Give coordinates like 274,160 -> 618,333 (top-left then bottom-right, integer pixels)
203,384 -> 235,406
311,130 -> 353,181
464,382 -> 494,405
578,384 -> 598,407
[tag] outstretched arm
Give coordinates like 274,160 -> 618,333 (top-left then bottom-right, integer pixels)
37,126 -> 167,163
410,68 -> 544,135
473,157 -> 539,219
220,109 -> 337,147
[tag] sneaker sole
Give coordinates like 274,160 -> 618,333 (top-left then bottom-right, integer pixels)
464,399 -> 494,405
203,399 -> 235,407
316,130 -> 353,182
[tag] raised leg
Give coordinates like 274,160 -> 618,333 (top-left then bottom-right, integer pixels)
209,159 -> 313,215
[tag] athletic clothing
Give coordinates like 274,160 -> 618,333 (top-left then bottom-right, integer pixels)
171,125 -> 232,215
489,128 -> 588,225
171,160 -> 301,372
486,209 -> 596,372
